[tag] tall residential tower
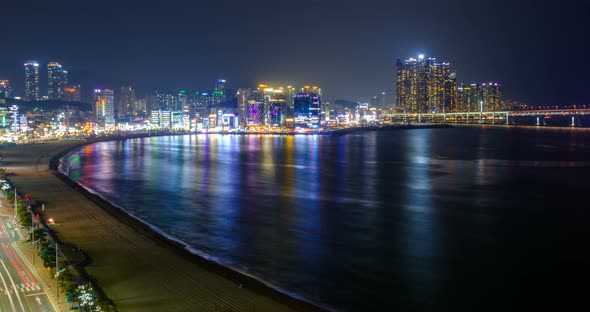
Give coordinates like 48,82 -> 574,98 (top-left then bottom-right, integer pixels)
24,60 -> 40,101
47,62 -> 68,100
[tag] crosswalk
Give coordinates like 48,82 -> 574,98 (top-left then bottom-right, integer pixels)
1,283 -> 41,295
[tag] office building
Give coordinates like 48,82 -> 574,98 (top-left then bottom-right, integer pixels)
93,89 -> 115,127
24,60 -> 40,101
294,91 -> 322,127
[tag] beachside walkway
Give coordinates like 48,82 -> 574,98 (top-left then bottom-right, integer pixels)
1,141 -> 310,312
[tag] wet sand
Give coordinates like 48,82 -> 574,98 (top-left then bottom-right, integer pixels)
1,140 -> 325,312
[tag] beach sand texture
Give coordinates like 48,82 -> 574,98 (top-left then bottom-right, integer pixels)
2,141 -> 322,312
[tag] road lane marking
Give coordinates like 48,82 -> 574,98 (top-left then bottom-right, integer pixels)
0,267 -> 16,311
0,259 -> 23,311
7,242 -> 38,285
25,292 -> 45,297
0,243 -> 30,287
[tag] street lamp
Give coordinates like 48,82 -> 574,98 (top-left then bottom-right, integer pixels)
55,242 -> 65,308
13,188 -> 17,225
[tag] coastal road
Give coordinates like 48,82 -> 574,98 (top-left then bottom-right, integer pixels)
0,216 -> 56,312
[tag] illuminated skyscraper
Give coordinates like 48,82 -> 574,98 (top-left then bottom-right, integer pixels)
118,85 -> 136,117
47,62 -> 67,100
93,89 -> 115,126
24,60 -> 40,101
396,54 -> 457,113
212,79 -> 226,108
0,80 -> 11,99
237,88 -> 251,127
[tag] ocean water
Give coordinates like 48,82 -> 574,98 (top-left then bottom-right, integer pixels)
61,126 -> 590,311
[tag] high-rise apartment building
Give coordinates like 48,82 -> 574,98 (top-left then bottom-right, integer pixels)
47,62 -> 67,100
93,89 -> 115,126
118,85 -> 136,117
396,54 -> 457,113
481,82 -> 502,111
457,84 -> 479,112
457,82 -> 503,112
0,80 -> 12,99
24,60 -> 40,101
155,91 -> 180,111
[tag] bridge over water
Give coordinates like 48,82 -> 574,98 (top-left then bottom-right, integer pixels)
382,109 -> 590,127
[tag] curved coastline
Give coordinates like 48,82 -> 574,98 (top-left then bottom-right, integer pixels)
50,135 -> 330,312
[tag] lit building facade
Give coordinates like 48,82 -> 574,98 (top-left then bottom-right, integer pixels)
268,93 -> 287,126
293,92 -> 322,127
24,61 -> 40,101
93,89 -> 115,127
47,62 -> 67,100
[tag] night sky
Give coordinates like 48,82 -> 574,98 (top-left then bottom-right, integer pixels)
1,0 -> 587,105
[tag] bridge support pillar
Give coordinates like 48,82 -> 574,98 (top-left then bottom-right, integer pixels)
492,112 -> 495,124
418,114 -> 421,123
506,113 -> 509,125
571,116 -> 576,127
536,116 -> 540,126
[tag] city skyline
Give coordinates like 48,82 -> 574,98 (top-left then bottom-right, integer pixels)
0,0 -> 587,106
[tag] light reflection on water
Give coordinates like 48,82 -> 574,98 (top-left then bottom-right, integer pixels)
61,127 -> 590,311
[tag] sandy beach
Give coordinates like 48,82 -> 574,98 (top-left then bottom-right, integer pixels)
1,140 -> 325,312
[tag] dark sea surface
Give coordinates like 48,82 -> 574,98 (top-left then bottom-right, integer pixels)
60,126 -> 590,311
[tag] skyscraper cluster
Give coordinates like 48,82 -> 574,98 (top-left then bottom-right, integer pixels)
396,53 -> 504,113
23,60 -> 71,101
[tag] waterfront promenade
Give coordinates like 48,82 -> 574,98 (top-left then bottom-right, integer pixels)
1,140 -> 321,312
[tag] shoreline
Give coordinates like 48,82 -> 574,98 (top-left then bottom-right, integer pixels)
1,124 -> 453,311
1,140 -> 323,311
51,144 -> 329,312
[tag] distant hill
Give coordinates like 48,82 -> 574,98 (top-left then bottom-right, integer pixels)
333,99 -> 358,109
2,99 -> 92,112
